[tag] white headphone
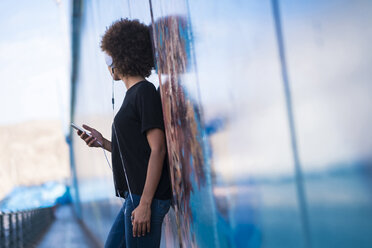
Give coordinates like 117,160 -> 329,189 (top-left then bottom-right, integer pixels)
104,52 -> 115,73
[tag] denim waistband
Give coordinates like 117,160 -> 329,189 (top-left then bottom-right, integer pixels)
123,191 -> 171,203
123,191 -> 140,200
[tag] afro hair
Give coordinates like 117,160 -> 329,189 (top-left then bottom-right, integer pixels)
101,18 -> 154,78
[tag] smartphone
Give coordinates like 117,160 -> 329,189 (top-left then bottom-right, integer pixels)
71,123 -> 91,135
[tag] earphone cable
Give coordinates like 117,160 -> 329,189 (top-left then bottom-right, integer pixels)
111,78 -> 138,246
111,78 -> 134,205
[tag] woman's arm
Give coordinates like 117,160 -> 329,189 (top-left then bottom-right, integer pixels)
102,137 -> 112,152
131,128 -> 167,237
141,128 -> 166,204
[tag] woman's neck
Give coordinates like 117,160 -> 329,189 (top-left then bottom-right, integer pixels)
121,75 -> 146,90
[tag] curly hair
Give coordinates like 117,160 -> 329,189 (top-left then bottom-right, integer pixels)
100,18 -> 154,78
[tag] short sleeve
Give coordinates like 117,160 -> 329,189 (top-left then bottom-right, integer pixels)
136,83 -> 165,134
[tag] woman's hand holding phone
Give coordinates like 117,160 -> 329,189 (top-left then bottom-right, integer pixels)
77,124 -> 104,148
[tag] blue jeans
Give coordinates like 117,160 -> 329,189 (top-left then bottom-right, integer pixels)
104,192 -> 171,248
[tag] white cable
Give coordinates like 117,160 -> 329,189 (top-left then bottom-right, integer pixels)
94,77 -> 137,241
111,78 -> 139,246
111,78 -> 134,205
97,78 -> 134,204
95,140 -> 112,170
96,139 -> 127,208
112,123 -> 134,204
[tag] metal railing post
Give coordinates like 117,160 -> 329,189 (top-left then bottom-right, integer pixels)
21,211 -> 26,248
9,212 -> 13,248
15,212 -> 20,247
0,212 -> 4,248
25,210 -> 29,246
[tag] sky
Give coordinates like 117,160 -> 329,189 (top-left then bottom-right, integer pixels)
0,0 -> 70,128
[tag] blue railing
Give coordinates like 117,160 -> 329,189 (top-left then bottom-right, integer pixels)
0,206 -> 55,248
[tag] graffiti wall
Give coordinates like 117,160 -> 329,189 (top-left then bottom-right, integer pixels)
70,0 -> 372,247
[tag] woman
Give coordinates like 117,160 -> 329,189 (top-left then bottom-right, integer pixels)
75,18 -> 172,248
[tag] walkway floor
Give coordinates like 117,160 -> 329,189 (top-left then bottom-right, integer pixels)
37,204 -> 98,248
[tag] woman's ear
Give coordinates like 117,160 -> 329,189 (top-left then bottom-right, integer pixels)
109,66 -> 118,81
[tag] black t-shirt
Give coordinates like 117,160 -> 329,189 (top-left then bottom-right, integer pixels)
111,80 -> 172,200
